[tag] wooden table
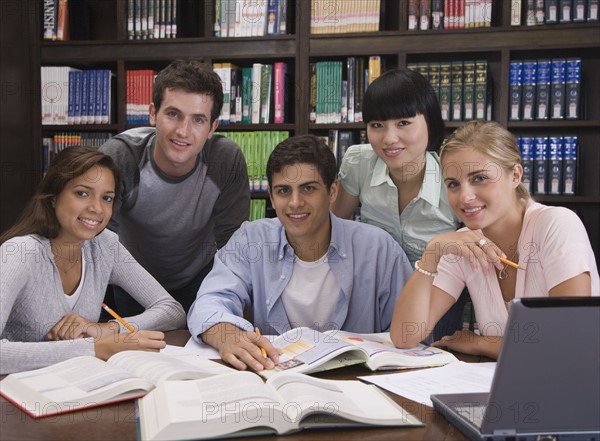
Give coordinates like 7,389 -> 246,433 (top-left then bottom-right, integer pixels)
1,330 -> 487,440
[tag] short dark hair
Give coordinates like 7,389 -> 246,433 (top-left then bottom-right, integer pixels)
266,135 -> 338,191
363,68 -> 445,151
152,59 -> 224,123
0,147 -> 122,244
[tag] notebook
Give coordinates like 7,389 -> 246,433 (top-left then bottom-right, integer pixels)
431,296 -> 600,441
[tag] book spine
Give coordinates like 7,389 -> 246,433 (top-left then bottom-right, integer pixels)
309,62 -> 317,123
519,136 -> 534,194
251,63 -> 262,124
43,0 -> 56,40
560,0 -> 573,22
439,62 -> 452,121
419,0 -> 431,30
73,70 -> 82,124
229,66 -> 240,124
260,64 -> 273,124
354,57 -> 365,123
550,58 -> 566,119
573,0 -> 587,21
408,0 -> 419,30
346,57 -> 355,123
526,0 -> 536,25
241,67 -> 252,124
562,135 -> 577,195
509,60 -> 523,120
533,136 -> 549,195
432,0 -> 444,29
462,60 -> 475,121
273,61 -> 286,124
474,60 -> 488,120
511,0 -> 522,25
521,60 -> 537,121
94,70 -> 103,123
67,70 -> 76,125
450,60 -> 463,121
535,59 -> 551,120
80,70 -> 89,124
545,0 -> 560,23
428,62 -> 441,104
566,57 -> 581,119
548,136 -> 564,195
588,0 -> 599,20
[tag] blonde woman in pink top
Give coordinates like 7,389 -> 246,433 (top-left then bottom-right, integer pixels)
391,120 -> 599,359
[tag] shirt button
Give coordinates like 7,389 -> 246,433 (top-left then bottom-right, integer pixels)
280,274 -> 286,279
279,254 -> 283,259
340,252 -> 347,258
266,299 -> 271,305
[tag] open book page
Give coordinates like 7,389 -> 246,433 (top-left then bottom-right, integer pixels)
107,350 -> 234,383
360,361 -> 496,407
267,373 -> 423,427
0,356 -> 155,417
259,327 -> 367,378
326,330 -> 459,369
138,371 -> 291,441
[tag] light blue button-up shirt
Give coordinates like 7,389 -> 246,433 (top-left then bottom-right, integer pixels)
338,146 -> 460,265
187,213 -> 412,339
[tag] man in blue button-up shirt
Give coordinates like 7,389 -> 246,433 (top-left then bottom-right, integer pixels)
188,135 -> 412,371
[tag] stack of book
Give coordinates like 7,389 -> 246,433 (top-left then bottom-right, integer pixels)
216,130 -> 289,193
213,62 -> 289,125
41,67 -> 113,125
509,58 -> 582,121
310,56 -> 382,124
214,0 -> 290,37
518,135 -> 578,196
310,0 -> 381,34
127,0 -> 178,39
408,60 -> 491,122
408,0 -> 494,30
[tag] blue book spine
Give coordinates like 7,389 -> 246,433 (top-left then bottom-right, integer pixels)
536,60 -> 551,120
566,58 -> 581,119
81,70 -> 89,124
101,70 -> 111,124
68,70 -> 77,125
551,59 -> 566,119
509,61 -> 523,121
94,70 -> 102,124
73,70 -> 82,125
548,136 -> 564,195
88,69 -> 96,124
562,136 -> 578,195
522,60 -> 537,121
533,136 -> 549,195
520,136 -> 534,194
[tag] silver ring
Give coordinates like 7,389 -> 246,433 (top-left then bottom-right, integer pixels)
478,239 -> 487,247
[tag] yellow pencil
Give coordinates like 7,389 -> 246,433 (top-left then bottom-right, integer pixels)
499,256 -> 525,271
255,327 -> 268,358
101,303 -> 136,333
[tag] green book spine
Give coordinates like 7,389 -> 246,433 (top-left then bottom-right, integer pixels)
474,60 -> 488,120
450,60 -> 463,121
439,62 -> 452,121
241,67 -> 252,124
462,61 -> 476,121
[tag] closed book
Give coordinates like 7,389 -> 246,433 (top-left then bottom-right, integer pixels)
545,0 -> 560,22
535,59 -> 551,120
511,0 -> 522,25
533,136 -> 549,195
588,0 -> 599,20
354,57 -> 365,123
509,61 -> 523,120
241,67 -> 253,124
560,0 -> 573,22
309,62 -> 317,123
573,0 -> 587,20
273,62 -> 287,124
432,0 -> 444,29
474,60 -> 488,120
260,64 -> 273,124
562,136 -> 578,195
336,130 -> 357,167
566,57 -> 581,119
519,136 -> 534,194
526,0 -> 536,25
428,63 -> 441,104
548,136 -> 564,195
450,60 -> 463,121
462,60 -> 475,120
439,62 -> 452,121
419,0 -> 431,30
251,63 -> 263,124
43,0 -> 56,40
550,59 -> 566,119
408,0 -> 419,29
535,0 -> 545,23
521,60 -> 537,121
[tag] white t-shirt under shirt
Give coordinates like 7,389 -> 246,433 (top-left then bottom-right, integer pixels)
281,254 -> 340,332
64,252 -> 86,308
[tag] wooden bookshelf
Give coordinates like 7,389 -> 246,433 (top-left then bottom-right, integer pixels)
1,0 -> 598,259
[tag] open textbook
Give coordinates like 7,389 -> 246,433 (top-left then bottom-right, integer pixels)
138,371 -> 423,440
0,351 -> 233,418
259,328 -> 458,378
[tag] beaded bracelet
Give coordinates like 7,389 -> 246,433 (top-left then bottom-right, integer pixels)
414,259 -> 438,278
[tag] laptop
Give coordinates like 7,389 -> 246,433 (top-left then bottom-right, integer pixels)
431,296 -> 600,441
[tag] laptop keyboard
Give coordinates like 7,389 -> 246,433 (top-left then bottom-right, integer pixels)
453,404 -> 487,428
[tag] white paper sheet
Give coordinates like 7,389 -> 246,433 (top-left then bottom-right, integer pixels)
359,361 -> 496,407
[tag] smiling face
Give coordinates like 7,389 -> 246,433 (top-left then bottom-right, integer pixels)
442,148 -> 523,232
149,88 -> 219,177
367,114 -> 429,175
52,166 -> 116,245
269,163 -> 338,261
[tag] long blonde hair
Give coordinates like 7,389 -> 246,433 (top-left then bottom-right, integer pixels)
440,120 -> 530,200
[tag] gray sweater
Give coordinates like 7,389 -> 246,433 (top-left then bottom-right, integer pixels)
0,229 -> 186,374
100,128 -> 250,291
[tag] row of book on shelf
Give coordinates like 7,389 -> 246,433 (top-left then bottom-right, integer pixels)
126,69 -> 156,125
309,56 -> 381,125
214,62 -> 289,125
41,67 -> 113,125
250,199 -> 268,221
408,0 -> 493,30
509,58 -> 582,121
127,0 -> 179,39
519,135 -> 578,196
42,132 -> 114,173
516,0 -> 599,26
310,0 -> 382,34
407,60 -> 491,122
214,0 -> 290,37
217,131 -> 289,192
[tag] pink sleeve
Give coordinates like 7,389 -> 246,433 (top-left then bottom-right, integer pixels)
432,254 -> 468,301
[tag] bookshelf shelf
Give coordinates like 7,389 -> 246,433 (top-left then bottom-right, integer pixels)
1,0 -> 598,258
